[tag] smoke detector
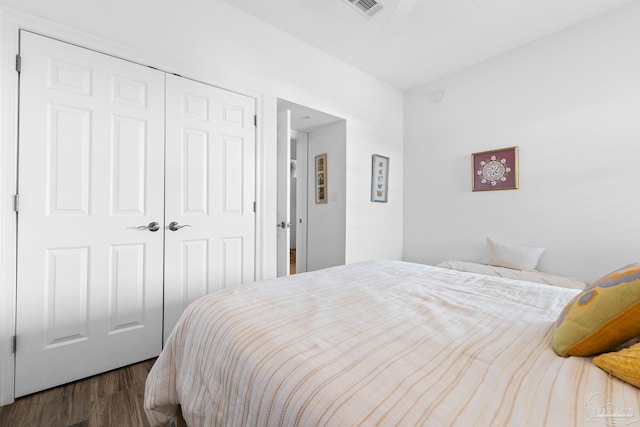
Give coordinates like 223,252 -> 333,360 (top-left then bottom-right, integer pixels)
344,0 -> 384,18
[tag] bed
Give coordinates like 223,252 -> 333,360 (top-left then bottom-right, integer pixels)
144,260 -> 640,426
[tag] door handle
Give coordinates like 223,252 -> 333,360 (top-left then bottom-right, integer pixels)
276,221 -> 291,229
137,221 -> 160,232
169,221 -> 192,232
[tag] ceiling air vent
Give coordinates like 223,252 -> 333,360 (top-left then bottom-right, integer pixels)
344,0 -> 384,18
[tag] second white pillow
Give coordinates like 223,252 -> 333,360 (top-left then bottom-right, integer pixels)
482,237 -> 545,271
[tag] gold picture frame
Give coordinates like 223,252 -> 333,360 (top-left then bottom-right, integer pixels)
471,146 -> 519,191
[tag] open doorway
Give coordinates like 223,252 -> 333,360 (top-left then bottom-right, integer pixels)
277,99 -> 346,277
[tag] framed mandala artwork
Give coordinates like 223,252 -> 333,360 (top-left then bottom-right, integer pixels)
472,146 -> 519,191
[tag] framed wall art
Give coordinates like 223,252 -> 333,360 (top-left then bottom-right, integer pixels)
472,146 -> 519,191
371,154 -> 389,202
315,153 -> 327,204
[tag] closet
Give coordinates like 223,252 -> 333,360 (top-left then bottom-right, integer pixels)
15,31 -> 256,396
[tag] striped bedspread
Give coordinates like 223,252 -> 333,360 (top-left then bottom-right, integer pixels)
144,260 -> 640,426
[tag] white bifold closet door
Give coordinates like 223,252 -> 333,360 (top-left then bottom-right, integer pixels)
15,31 -> 255,397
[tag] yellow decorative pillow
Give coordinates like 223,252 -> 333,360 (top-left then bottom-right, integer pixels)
593,342 -> 640,388
552,262 -> 640,357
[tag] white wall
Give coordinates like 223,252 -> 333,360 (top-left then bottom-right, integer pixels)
307,121 -> 347,271
403,3 -> 640,283
0,0 -> 403,405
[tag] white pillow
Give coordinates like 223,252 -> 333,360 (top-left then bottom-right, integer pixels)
482,237 -> 545,271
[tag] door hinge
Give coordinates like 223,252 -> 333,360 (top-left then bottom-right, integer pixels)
11,335 -> 16,354
253,201 -> 256,213
15,54 -> 21,73
13,194 -> 19,212
254,115 -> 257,127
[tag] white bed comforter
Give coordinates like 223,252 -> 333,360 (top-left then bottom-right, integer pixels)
145,260 -> 640,426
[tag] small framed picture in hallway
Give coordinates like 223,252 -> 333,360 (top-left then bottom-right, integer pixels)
315,153 -> 327,204
371,154 -> 389,202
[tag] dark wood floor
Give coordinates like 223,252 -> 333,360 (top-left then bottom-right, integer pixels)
0,358 -> 156,427
290,248 -> 296,275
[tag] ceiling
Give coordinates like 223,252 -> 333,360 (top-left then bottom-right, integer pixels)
278,99 -> 343,132
220,0 -> 636,90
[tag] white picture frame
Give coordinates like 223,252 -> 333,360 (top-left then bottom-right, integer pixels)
371,154 -> 389,202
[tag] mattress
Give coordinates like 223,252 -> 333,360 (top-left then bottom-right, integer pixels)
144,260 -> 640,426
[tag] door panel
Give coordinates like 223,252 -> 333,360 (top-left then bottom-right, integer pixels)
15,31 -> 165,397
111,116 -> 148,215
47,104 -> 91,215
44,247 -> 90,348
109,243 -> 146,332
276,110 -> 291,277
182,129 -> 209,215
163,74 -> 256,341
